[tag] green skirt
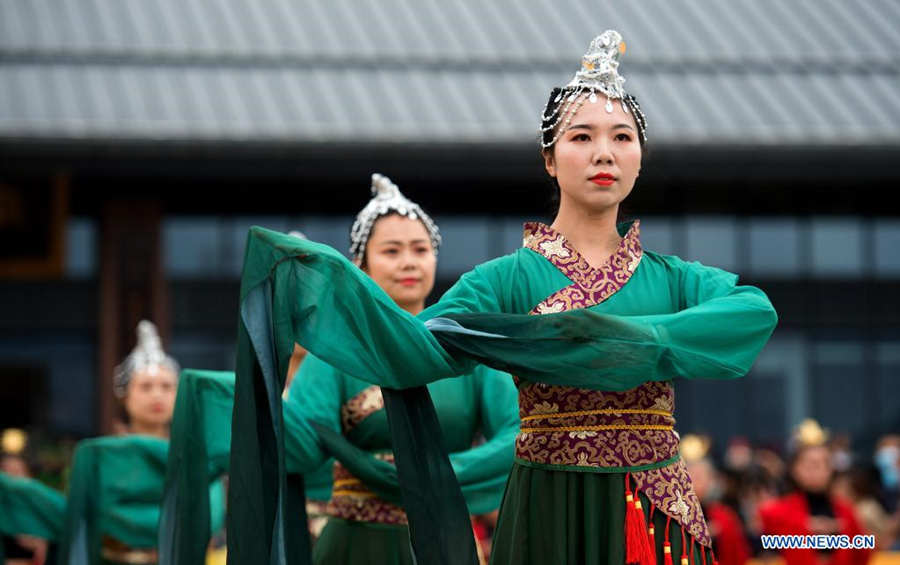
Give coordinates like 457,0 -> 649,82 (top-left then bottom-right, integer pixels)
490,463 -> 711,565
312,518 -> 413,565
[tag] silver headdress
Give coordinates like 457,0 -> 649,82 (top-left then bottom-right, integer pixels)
113,320 -> 179,398
541,30 -> 648,149
349,173 -> 441,261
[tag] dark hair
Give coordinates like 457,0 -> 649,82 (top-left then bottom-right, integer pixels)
539,87 -> 648,217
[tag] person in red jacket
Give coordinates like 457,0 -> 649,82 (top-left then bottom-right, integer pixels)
758,420 -> 871,565
684,435 -> 752,565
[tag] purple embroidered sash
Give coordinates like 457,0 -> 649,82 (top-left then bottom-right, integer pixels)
328,386 -> 408,524
516,220 -> 711,546
328,456 -> 408,525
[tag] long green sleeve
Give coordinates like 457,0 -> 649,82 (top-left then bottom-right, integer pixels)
242,227 -> 776,392
158,369 -> 232,565
241,227 -> 467,389
0,473 -> 65,540
430,256 -> 778,391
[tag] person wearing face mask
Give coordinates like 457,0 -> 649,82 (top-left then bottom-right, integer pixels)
234,31 -> 777,565
759,420 -> 870,565
260,175 -> 519,565
874,435 -> 900,514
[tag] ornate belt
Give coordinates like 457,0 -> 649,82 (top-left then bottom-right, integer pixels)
514,380 -> 712,547
515,382 -> 679,471
327,455 -> 407,526
100,537 -> 158,564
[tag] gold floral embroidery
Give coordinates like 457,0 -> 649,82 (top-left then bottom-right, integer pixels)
340,385 -> 384,433
523,220 -> 643,312
530,401 -> 559,415
669,492 -> 690,522
539,236 -> 570,259
536,301 -> 565,314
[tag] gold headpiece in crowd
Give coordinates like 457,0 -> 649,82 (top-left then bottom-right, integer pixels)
680,434 -> 711,463
792,418 -> 829,448
1,428 -> 27,455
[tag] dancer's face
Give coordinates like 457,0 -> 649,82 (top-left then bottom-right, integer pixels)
544,95 -> 642,215
363,214 -> 436,313
124,366 -> 177,431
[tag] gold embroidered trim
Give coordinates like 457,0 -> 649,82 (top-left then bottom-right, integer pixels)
521,407 -> 672,422
340,385 -> 384,433
331,490 -> 377,499
331,478 -> 362,489
520,423 -> 674,433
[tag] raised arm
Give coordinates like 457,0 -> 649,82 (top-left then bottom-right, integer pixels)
429,259 -> 778,391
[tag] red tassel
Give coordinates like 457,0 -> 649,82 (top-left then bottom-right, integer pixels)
663,515 -> 674,565
680,526 -> 689,565
701,546 -> 706,565
710,548 -> 719,565
625,474 -> 644,565
648,503 -> 657,552
663,542 -> 674,565
632,487 -> 655,565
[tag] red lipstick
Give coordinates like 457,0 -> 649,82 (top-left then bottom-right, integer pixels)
591,173 -> 615,186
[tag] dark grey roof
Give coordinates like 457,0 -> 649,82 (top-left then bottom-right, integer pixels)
1,0 -> 898,145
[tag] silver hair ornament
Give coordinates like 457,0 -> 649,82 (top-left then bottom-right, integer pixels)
113,320 -> 179,398
349,173 -> 441,260
540,30 -> 648,149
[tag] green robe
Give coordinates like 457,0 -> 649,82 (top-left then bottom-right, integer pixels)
283,354 -> 519,564
58,435 -> 225,565
234,222 -> 777,565
0,473 -> 65,563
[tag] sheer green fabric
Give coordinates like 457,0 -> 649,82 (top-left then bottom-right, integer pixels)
283,354 -> 518,515
240,227 -> 776,392
159,369 -> 232,565
234,228 -> 522,565
281,351 -> 517,565
0,472 -> 65,563
229,298 -> 309,565
158,368 -> 335,565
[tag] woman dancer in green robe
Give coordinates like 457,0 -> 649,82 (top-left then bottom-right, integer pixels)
60,322 -> 223,565
280,174 -> 519,565
237,30 -> 778,565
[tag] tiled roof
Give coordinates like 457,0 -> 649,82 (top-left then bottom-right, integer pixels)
1,0 -> 898,145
